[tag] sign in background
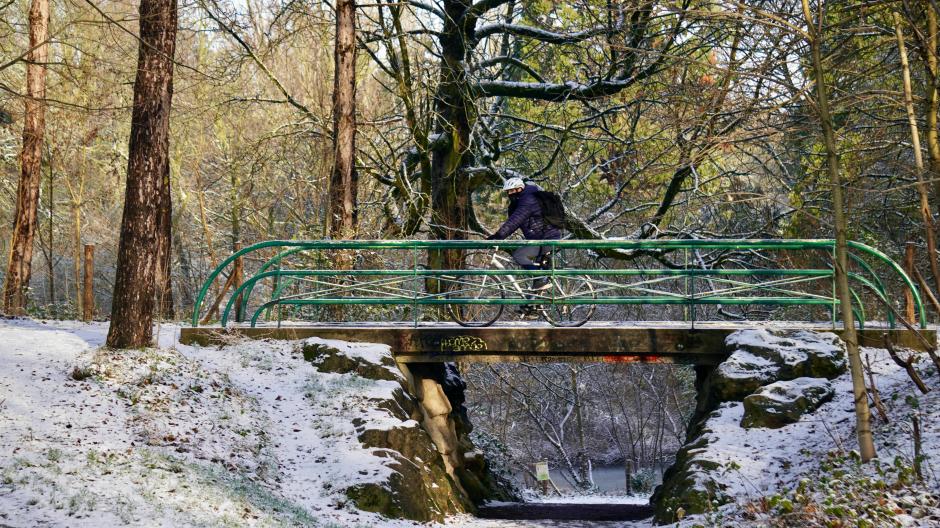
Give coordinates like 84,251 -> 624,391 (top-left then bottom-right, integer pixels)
535,461 -> 550,482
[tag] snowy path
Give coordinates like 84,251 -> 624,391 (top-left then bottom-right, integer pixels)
478,503 -> 653,522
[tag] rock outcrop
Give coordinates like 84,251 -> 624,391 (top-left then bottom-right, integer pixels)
651,329 -> 847,524
704,329 -> 845,403
301,340 -> 513,522
741,377 -> 834,429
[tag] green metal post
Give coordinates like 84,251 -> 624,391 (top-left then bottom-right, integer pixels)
831,245 -> 838,329
690,249 -> 696,329
413,242 -> 418,328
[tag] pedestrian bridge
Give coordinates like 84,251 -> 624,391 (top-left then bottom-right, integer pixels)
178,322 -> 934,364
183,239 -> 936,363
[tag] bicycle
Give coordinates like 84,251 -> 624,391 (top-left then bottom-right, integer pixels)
446,246 -> 597,327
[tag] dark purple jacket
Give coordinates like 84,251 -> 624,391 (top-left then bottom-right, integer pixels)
493,184 -> 562,240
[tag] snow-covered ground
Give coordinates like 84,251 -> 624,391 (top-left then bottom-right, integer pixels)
684,345 -> 940,500
0,318 -> 652,527
1,318 -> 938,527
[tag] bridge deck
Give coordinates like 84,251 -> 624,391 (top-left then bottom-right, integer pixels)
179,322 -> 936,365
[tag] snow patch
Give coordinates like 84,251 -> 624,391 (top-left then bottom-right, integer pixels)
754,377 -> 832,404
716,350 -> 777,379
0,320 -> 422,527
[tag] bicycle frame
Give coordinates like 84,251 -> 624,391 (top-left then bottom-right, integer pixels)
483,247 -> 583,319
487,247 -> 527,298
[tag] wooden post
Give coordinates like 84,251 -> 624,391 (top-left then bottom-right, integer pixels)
905,242 -> 916,323
913,412 -> 923,481
233,242 -> 243,322
625,459 -> 633,494
82,244 -> 94,321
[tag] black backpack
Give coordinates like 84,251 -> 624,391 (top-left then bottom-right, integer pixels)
534,190 -> 568,229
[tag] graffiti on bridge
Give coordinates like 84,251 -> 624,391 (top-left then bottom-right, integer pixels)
439,335 -> 488,353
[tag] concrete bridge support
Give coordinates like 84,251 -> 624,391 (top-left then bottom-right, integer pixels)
396,361 -> 502,503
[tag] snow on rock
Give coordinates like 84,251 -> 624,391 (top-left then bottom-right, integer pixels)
708,329 -> 846,402
712,350 -> 780,397
301,336 -> 396,373
672,345 -> 940,527
654,329 -> 850,522
741,377 -> 834,429
725,328 -> 845,378
4,318 -> 937,528
293,339 -> 479,521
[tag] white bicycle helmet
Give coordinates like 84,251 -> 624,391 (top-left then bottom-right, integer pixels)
502,177 -> 525,191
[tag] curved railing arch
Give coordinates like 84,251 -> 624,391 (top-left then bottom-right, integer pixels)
190,239 -> 927,329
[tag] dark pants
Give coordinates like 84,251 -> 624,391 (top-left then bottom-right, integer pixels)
512,245 -> 551,269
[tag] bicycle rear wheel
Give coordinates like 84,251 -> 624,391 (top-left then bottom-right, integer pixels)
447,274 -> 505,327
541,275 -> 596,327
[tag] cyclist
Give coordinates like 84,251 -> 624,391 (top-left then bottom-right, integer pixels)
486,177 -> 560,293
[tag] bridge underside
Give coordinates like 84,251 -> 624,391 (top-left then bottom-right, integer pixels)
178,322 -> 936,365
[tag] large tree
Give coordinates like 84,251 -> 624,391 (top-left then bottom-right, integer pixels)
364,1 -> 708,268
106,0 -> 178,347
328,0 -> 359,240
800,0 -> 875,461
3,0 -> 48,314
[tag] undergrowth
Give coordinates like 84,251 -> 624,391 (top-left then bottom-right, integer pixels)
738,450 -> 939,527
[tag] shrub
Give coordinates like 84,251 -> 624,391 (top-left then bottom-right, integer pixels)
744,451 -> 938,527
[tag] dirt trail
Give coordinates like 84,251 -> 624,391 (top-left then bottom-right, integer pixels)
477,503 -> 653,522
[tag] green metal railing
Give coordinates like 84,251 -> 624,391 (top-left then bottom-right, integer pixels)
190,239 -> 926,329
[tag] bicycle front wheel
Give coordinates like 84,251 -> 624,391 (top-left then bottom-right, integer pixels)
542,275 -> 596,327
447,274 -> 505,327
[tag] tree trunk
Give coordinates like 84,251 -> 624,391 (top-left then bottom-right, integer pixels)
924,6 -> 940,207
428,0 -> 475,285
42,154 -> 54,306
72,196 -> 82,315
328,0 -> 358,242
895,12 -> 940,300
3,0 -> 48,314
801,0 -> 876,461
70,145 -> 87,315
172,204 -> 195,309
82,244 -> 94,321
155,161 -> 174,319
196,186 -> 221,320
230,167 -> 243,322
106,0 -> 177,348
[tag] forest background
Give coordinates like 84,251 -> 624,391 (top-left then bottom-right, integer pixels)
2,0 -> 940,492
